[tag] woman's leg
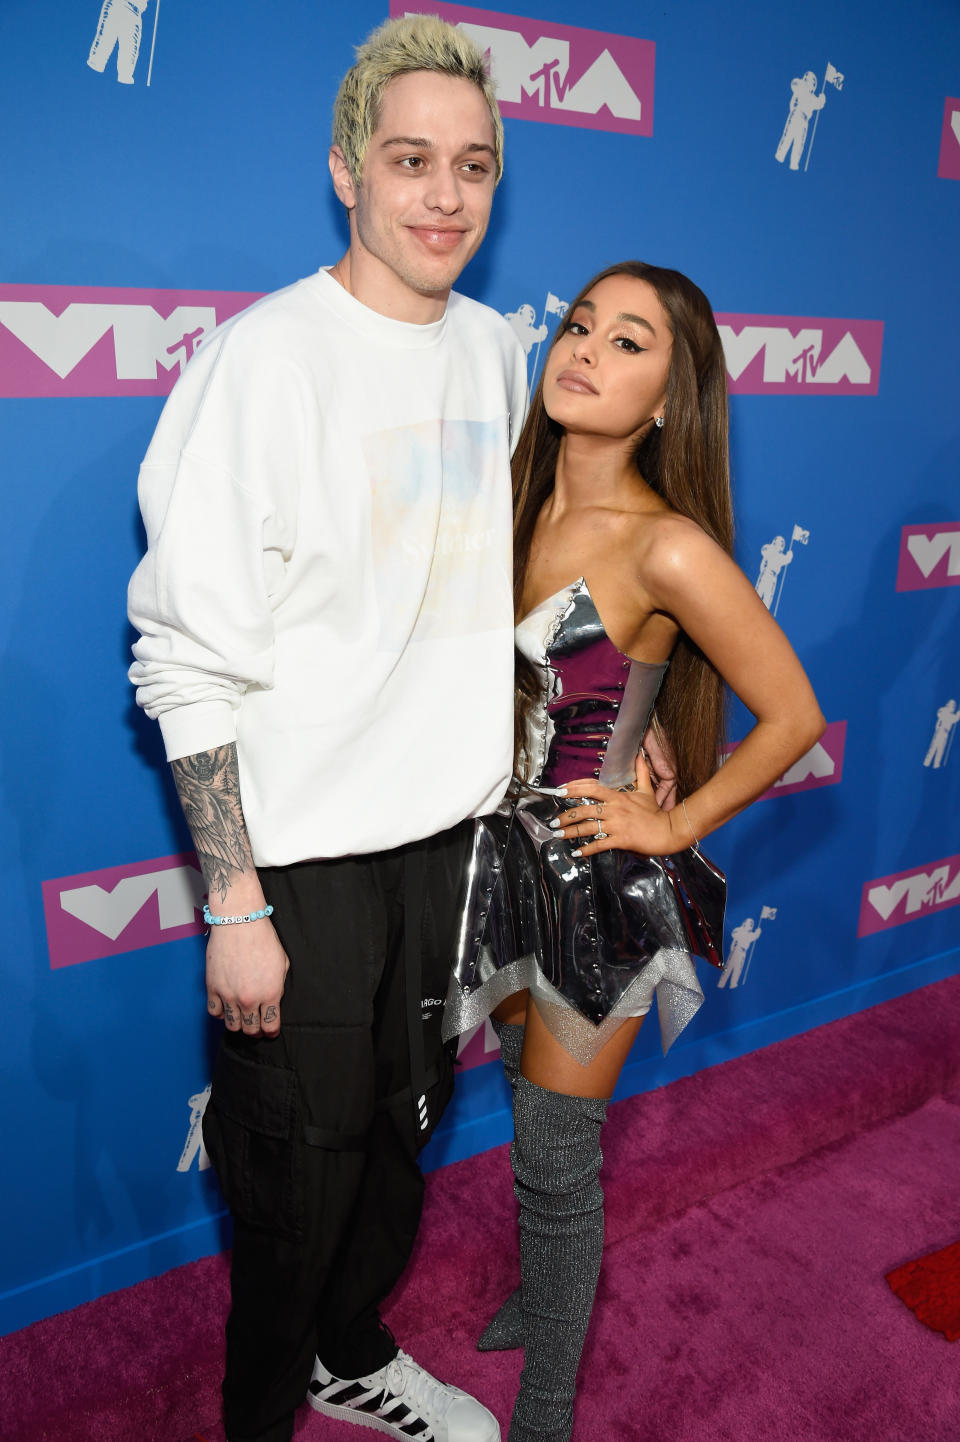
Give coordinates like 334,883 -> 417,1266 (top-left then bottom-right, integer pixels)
507,1003 -> 644,1442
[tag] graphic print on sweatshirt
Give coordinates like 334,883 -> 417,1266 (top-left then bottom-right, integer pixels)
364,416 -> 510,650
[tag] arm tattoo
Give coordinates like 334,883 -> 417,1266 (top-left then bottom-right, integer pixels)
171,744 -> 255,902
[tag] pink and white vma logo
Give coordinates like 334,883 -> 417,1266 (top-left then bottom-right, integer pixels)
896,523 -> 960,591
724,721 -> 846,799
395,3 -> 654,136
457,1018 -> 503,1072
938,98 -> 960,181
858,854 -> 960,938
715,314 -> 883,395
0,284 -> 261,398
43,853 -> 206,969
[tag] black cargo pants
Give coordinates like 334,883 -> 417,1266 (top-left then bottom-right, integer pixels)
202,821 -> 471,1442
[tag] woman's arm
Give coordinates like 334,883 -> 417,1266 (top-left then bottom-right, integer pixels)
556,516 -> 826,856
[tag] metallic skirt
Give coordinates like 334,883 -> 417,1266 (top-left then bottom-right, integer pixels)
444,791 -> 727,1064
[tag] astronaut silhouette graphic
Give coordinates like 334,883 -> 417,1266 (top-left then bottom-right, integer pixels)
775,63 -> 843,172
718,906 -> 777,990
756,536 -> 792,607
504,304 -> 549,357
176,1083 -> 211,1172
717,918 -> 761,989
505,291 -> 569,384
87,0 -> 150,86
756,526 -> 809,614
924,699 -> 959,768
776,73 -> 824,170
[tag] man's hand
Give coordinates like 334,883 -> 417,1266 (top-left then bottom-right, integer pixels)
170,744 -> 289,1035
206,919 -> 289,1037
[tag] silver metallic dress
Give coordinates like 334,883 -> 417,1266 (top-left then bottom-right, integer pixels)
443,579 -> 726,1064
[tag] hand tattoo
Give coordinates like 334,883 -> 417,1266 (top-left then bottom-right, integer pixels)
262,1006 -> 278,1023
171,744 -> 255,901
241,1011 -> 257,1027
222,1003 -> 236,1024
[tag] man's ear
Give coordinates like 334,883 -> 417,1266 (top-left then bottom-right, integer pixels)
329,146 -> 357,211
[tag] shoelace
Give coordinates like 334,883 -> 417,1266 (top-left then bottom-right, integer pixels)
385,1352 -> 455,1420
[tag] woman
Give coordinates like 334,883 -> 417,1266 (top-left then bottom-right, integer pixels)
442,262 -> 826,1442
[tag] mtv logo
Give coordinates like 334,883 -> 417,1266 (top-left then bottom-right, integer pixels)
715,314 -> 883,395
858,853 -> 960,937
723,720 -> 846,800
896,523 -> 960,591
43,853 -> 206,968
937,98 -> 960,181
0,284 -> 261,397
396,2 -> 654,136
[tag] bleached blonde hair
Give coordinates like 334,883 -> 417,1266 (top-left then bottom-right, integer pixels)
332,15 -> 503,185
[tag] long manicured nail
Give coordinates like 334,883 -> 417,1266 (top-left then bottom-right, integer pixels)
556,787 -> 568,797
571,848 -> 582,857
549,818 -> 563,829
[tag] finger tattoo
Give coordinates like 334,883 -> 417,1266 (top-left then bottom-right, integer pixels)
223,1003 -> 236,1023
241,1010 -> 257,1027
263,1006 -> 278,1023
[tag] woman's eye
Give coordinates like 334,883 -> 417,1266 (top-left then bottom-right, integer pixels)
615,337 -> 642,353
567,321 -> 588,335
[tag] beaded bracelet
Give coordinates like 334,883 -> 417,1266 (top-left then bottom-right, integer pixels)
202,903 -> 274,927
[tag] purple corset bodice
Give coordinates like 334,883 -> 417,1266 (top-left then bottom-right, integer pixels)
515,579 -> 668,791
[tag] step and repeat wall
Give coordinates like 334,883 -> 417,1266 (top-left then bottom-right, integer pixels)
1,0 -> 958,1333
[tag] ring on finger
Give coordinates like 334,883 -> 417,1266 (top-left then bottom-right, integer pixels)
596,827 -> 608,840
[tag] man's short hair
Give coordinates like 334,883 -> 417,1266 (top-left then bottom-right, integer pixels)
333,15 -> 504,185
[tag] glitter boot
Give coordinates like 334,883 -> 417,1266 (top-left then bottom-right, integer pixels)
507,1075 -> 607,1442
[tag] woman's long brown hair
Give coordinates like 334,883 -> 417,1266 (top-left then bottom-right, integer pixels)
513,261 -> 734,799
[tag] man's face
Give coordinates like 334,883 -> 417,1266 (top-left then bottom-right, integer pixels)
331,71 -> 498,313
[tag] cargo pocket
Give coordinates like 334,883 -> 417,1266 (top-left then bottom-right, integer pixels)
202,1044 -> 303,1242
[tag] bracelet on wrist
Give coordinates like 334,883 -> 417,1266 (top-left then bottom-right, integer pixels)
202,902 -> 274,927
680,798 -> 700,849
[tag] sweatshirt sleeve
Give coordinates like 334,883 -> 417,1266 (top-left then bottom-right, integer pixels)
127,317 -> 303,762
506,331 -> 529,456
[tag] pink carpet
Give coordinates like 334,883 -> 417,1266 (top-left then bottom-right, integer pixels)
5,975 -> 960,1441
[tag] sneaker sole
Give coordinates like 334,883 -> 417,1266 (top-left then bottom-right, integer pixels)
306,1390 -> 501,1442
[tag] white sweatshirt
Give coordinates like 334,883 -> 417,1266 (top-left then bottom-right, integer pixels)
128,268 -> 527,865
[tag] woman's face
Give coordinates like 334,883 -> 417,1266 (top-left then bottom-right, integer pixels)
542,274 -> 673,443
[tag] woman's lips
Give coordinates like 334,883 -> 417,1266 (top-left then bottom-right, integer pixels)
555,370 -> 599,394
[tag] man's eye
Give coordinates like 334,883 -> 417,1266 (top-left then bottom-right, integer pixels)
400,156 -> 425,169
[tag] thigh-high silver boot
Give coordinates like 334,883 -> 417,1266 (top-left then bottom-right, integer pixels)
507,1075 -> 607,1442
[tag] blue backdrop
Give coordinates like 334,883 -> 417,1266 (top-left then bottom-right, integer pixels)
1,0 -> 958,1335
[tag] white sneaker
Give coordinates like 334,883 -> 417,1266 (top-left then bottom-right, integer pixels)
307,1350 -> 501,1441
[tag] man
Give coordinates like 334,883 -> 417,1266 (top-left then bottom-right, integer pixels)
128,17 -> 526,1442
